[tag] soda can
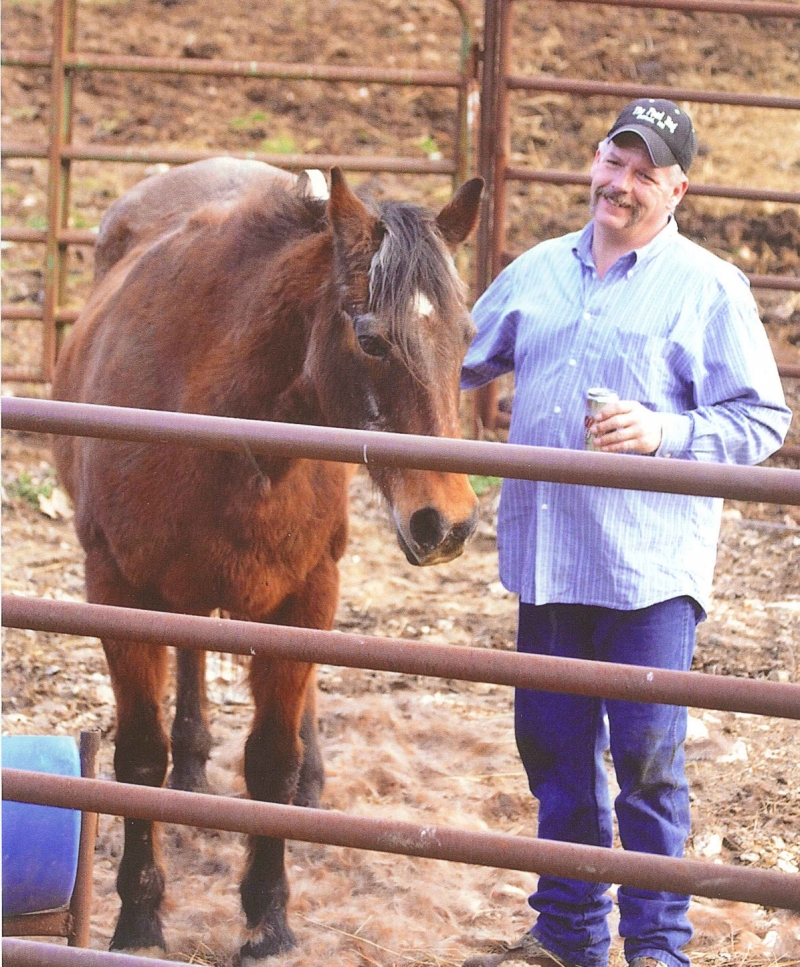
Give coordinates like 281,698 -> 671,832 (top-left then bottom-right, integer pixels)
584,387 -> 619,450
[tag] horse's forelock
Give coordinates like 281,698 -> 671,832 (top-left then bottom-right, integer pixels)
368,202 -> 464,370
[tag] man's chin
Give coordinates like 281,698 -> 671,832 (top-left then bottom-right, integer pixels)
594,207 -> 634,231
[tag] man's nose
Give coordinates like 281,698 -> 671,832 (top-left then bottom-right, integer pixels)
611,166 -> 634,191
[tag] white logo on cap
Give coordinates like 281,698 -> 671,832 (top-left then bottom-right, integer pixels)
632,105 -> 678,133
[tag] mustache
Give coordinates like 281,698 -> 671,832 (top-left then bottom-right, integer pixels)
595,188 -> 634,208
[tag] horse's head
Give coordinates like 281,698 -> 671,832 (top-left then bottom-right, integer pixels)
312,167 -> 483,566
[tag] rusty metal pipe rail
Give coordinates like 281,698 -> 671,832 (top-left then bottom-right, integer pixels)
0,141 -> 456,175
554,0 -> 800,15
3,50 -> 467,87
5,595 -> 800,718
3,940 -> 178,967
1,226 -> 97,246
4,769 -> 800,911
503,167 -> 800,208
507,74 -> 800,111
3,397 -> 799,503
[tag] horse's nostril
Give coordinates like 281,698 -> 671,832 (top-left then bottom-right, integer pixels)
409,506 -> 446,552
453,507 -> 479,545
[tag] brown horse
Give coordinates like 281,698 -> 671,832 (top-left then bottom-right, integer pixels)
52,157 -> 483,963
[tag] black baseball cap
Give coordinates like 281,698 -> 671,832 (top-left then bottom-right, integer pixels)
607,98 -> 697,173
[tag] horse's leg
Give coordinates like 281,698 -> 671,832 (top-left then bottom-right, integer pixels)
169,648 -> 212,792
295,673 -> 324,808
239,657 -> 313,961
238,556 -> 338,964
85,542 -> 170,952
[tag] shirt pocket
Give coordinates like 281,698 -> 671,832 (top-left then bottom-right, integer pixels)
604,327 -> 676,408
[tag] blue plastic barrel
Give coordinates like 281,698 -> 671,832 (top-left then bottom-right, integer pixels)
2,734 -> 82,917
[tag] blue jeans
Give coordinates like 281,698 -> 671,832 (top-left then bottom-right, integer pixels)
515,598 -> 700,967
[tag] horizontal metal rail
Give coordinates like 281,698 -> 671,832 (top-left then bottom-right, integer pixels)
3,941 -> 176,967
5,596 -> 800,718
3,50 -> 468,87
507,74 -> 800,111
1,914 -> 72,942
503,167 -> 800,207
555,0 -> 800,15
4,769 -> 799,911
0,307 -> 80,323
1,226 -> 97,245
3,397 -> 798,503
1,141 -> 456,175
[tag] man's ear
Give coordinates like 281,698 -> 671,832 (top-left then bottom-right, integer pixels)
669,175 -> 689,212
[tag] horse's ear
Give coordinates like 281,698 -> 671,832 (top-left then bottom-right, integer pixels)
328,167 -> 380,249
436,177 -> 484,247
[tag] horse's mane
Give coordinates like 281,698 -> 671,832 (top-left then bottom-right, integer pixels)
370,200 -> 466,371
238,185 -> 329,251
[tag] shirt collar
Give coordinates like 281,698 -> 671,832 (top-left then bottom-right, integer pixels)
572,216 -> 679,273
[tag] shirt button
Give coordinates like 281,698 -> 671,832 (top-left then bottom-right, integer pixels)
583,311 -> 591,322
568,358 -> 577,367
541,503 -> 549,510
553,405 -> 561,413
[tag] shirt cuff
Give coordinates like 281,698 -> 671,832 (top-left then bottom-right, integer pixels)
656,412 -> 694,459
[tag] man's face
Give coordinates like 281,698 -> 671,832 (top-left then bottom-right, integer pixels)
589,136 -> 688,243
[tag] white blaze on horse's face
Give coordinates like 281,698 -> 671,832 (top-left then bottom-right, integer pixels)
412,291 -> 435,320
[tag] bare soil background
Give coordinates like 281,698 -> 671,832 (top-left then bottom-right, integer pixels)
2,0 -> 799,964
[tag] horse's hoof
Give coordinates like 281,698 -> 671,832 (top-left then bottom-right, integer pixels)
110,910 -> 166,955
237,924 -> 297,964
112,945 -> 169,961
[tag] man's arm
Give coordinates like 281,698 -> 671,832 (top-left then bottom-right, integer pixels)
590,287 -> 792,463
460,269 -> 518,391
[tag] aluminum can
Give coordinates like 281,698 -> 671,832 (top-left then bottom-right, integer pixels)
584,387 -> 618,450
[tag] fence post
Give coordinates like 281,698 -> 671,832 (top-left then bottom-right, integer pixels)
43,0 -> 77,381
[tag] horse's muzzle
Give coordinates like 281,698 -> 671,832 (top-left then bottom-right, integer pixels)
396,505 -> 479,566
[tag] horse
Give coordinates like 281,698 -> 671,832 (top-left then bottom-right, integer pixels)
52,157 -> 483,963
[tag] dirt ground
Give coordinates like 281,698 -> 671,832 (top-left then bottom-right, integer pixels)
2,0 -> 800,964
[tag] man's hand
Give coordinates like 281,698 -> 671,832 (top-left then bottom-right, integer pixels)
589,400 -> 663,454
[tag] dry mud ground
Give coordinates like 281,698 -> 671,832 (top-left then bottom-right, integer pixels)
2,0 -> 800,964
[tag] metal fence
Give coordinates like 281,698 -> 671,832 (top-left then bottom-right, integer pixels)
1,0 -> 478,383
2,396 -> 800,961
472,0 -> 800,433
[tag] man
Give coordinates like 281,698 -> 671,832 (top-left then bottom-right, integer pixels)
460,99 -> 791,967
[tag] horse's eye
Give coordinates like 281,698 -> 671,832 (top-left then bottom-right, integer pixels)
353,313 -> 390,359
357,332 -> 390,359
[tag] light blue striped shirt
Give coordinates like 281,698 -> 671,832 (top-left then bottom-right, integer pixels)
462,218 -> 791,612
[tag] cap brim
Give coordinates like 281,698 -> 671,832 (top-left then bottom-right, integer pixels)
609,124 -> 679,169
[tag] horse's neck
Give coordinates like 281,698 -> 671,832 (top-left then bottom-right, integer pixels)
196,234 -> 336,427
